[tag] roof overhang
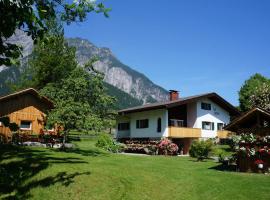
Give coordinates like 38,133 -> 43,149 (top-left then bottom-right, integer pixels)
0,88 -> 54,109
224,107 -> 270,131
118,92 -> 240,116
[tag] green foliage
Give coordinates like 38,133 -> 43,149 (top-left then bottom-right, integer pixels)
96,133 -> 125,153
29,36 -> 77,89
189,139 -> 213,161
0,0 -> 110,66
15,28 -> 77,90
41,66 -> 115,135
12,25 -> 115,143
8,123 -> 19,132
0,116 -> 10,127
0,116 -> 19,132
249,83 -> 270,111
239,73 -> 270,112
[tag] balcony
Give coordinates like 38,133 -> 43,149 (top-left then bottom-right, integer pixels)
217,130 -> 232,139
168,127 -> 201,138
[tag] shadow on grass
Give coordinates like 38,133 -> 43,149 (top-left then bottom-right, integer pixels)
0,145 -> 91,200
208,163 -> 237,172
49,145 -> 108,157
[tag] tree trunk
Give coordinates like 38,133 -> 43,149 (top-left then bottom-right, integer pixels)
62,130 -> 68,151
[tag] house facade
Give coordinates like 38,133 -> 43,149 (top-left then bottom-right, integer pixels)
116,91 -> 240,154
0,88 -> 54,141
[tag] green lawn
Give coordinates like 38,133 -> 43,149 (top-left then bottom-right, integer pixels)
0,139 -> 269,200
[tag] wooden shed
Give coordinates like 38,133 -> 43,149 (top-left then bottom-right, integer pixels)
0,88 -> 54,141
225,107 -> 270,136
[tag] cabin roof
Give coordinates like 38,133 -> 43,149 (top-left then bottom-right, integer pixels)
0,88 -> 54,108
224,107 -> 270,131
118,92 -> 240,116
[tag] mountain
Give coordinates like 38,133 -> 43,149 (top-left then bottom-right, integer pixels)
0,31 -> 169,109
66,38 -> 168,103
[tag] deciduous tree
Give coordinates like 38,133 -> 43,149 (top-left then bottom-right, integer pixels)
249,83 -> 270,111
40,65 -> 115,146
239,73 -> 270,112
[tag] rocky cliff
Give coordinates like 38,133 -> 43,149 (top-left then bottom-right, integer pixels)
0,31 -> 169,107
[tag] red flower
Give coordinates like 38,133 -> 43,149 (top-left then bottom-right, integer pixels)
258,149 -> 265,153
254,159 -> 264,165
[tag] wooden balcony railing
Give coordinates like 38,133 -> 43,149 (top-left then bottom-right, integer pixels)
217,130 -> 233,139
168,127 -> 201,138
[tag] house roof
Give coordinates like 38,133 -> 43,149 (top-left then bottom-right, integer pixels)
224,107 -> 270,131
0,88 -> 54,108
118,92 -> 240,116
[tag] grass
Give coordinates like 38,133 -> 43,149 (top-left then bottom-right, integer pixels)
0,139 -> 270,200
211,145 -> 234,157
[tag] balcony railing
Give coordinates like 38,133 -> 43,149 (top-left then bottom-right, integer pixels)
217,130 -> 232,139
168,127 -> 201,138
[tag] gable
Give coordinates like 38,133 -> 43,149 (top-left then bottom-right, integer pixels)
0,89 -> 53,117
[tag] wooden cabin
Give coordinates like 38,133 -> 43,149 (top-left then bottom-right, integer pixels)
0,88 -> 54,141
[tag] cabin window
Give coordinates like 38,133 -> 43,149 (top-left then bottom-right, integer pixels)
136,119 -> 149,129
202,121 -> 214,130
201,102 -> 211,110
217,123 -> 224,130
157,118 -> 162,132
118,122 -> 130,131
20,121 -> 32,130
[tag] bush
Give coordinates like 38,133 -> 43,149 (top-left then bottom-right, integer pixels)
96,133 -> 125,153
157,138 -> 179,155
189,139 -> 213,161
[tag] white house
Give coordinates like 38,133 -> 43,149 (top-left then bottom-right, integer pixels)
116,90 -> 240,154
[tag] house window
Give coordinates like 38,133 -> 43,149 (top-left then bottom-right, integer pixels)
118,122 -> 130,131
136,119 -> 149,129
20,121 -> 32,130
202,121 -> 214,130
217,123 -> 224,130
201,102 -> 211,110
157,118 -> 161,132
169,119 -> 184,127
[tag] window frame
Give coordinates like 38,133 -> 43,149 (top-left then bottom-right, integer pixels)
217,123 -> 224,131
118,122 -> 130,131
202,121 -> 215,131
136,119 -> 149,129
20,120 -> 32,130
157,118 -> 162,132
201,102 -> 211,110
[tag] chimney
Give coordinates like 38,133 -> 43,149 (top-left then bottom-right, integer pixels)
169,90 -> 179,101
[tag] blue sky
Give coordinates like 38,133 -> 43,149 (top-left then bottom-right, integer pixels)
64,0 -> 270,106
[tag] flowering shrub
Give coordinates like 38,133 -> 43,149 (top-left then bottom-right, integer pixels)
263,136 -> 270,144
254,159 -> 264,165
234,133 -> 270,172
157,138 -> 179,155
124,140 -> 159,154
239,133 -> 256,144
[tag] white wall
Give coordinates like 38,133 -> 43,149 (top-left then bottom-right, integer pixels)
116,109 -> 168,139
187,102 -> 197,127
194,98 -> 230,138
